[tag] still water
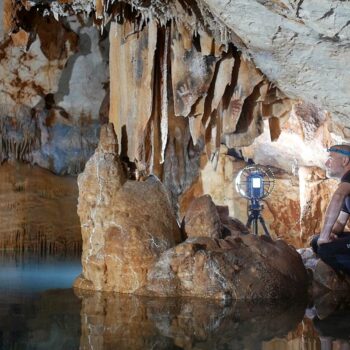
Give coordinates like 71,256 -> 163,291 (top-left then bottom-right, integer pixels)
0,252 -> 349,350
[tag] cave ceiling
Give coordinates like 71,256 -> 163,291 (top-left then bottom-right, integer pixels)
6,0 -> 347,124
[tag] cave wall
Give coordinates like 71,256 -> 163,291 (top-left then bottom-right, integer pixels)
0,0 -> 349,250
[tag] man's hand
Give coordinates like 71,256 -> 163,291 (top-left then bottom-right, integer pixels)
317,233 -> 338,246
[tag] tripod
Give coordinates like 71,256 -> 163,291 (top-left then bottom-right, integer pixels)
246,199 -> 270,237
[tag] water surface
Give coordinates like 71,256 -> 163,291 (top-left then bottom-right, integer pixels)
0,252 -> 349,350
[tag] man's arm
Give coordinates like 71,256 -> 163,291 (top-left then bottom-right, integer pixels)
318,182 -> 350,245
331,211 -> 350,234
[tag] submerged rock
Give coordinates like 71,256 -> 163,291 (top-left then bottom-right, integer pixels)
74,124 -> 181,293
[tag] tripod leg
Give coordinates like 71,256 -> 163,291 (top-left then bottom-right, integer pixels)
252,219 -> 258,235
259,216 -> 271,237
246,214 -> 254,229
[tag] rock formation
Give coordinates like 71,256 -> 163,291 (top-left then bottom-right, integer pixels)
74,124 -> 181,292
0,161 -> 81,253
144,235 -> 307,300
75,135 -> 307,299
182,195 -> 249,239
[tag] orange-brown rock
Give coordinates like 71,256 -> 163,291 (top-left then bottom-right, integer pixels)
143,234 -> 307,300
182,194 -> 249,239
183,194 -> 222,239
179,147 -> 301,246
0,161 -> 81,253
74,124 -> 181,293
216,205 -> 250,236
299,167 -> 338,245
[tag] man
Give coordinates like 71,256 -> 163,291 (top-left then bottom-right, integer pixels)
311,144 -> 350,274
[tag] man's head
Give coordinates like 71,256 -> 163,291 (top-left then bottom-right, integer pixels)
325,144 -> 350,179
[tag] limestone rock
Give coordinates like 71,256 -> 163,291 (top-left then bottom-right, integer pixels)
144,234 -> 307,299
180,148 -> 301,246
201,0 -> 350,124
109,19 -> 157,162
182,195 -> 249,240
216,205 -> 249,236
75,124 -> 181,293
299,167 -> 338,245
242,102 -> 331,174
0,161 -> 81,253
0,12 -> 78,110
183,195 -> 222,239
0,104 -> 99,175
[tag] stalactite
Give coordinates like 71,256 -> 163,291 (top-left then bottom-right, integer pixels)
160,25 -> 169,164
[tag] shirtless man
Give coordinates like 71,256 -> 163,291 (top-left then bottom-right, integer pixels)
311,144 -> 350,274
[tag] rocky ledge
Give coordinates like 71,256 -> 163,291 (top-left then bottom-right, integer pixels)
74,124 -> 308,300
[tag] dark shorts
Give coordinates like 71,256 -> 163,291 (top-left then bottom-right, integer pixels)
310,233 -> 350,275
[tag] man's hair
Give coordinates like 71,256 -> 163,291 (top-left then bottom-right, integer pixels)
328,144 -> 350,160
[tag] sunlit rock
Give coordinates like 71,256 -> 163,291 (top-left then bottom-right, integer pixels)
74,124 -> 181,293
144,235 -> 307,299
0,161 -> 81,253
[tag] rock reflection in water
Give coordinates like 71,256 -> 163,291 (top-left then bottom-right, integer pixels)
75,289 -> 306,350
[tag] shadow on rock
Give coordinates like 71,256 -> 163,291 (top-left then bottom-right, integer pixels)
75,289 -> 306,350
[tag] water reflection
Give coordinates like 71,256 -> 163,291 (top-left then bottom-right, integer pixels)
75,289 -> 306,350
0,253 -> 350,349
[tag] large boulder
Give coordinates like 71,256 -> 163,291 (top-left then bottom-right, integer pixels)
182,195 -> 249,240
143,234 -> 308,300
74,124 -> 181,293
